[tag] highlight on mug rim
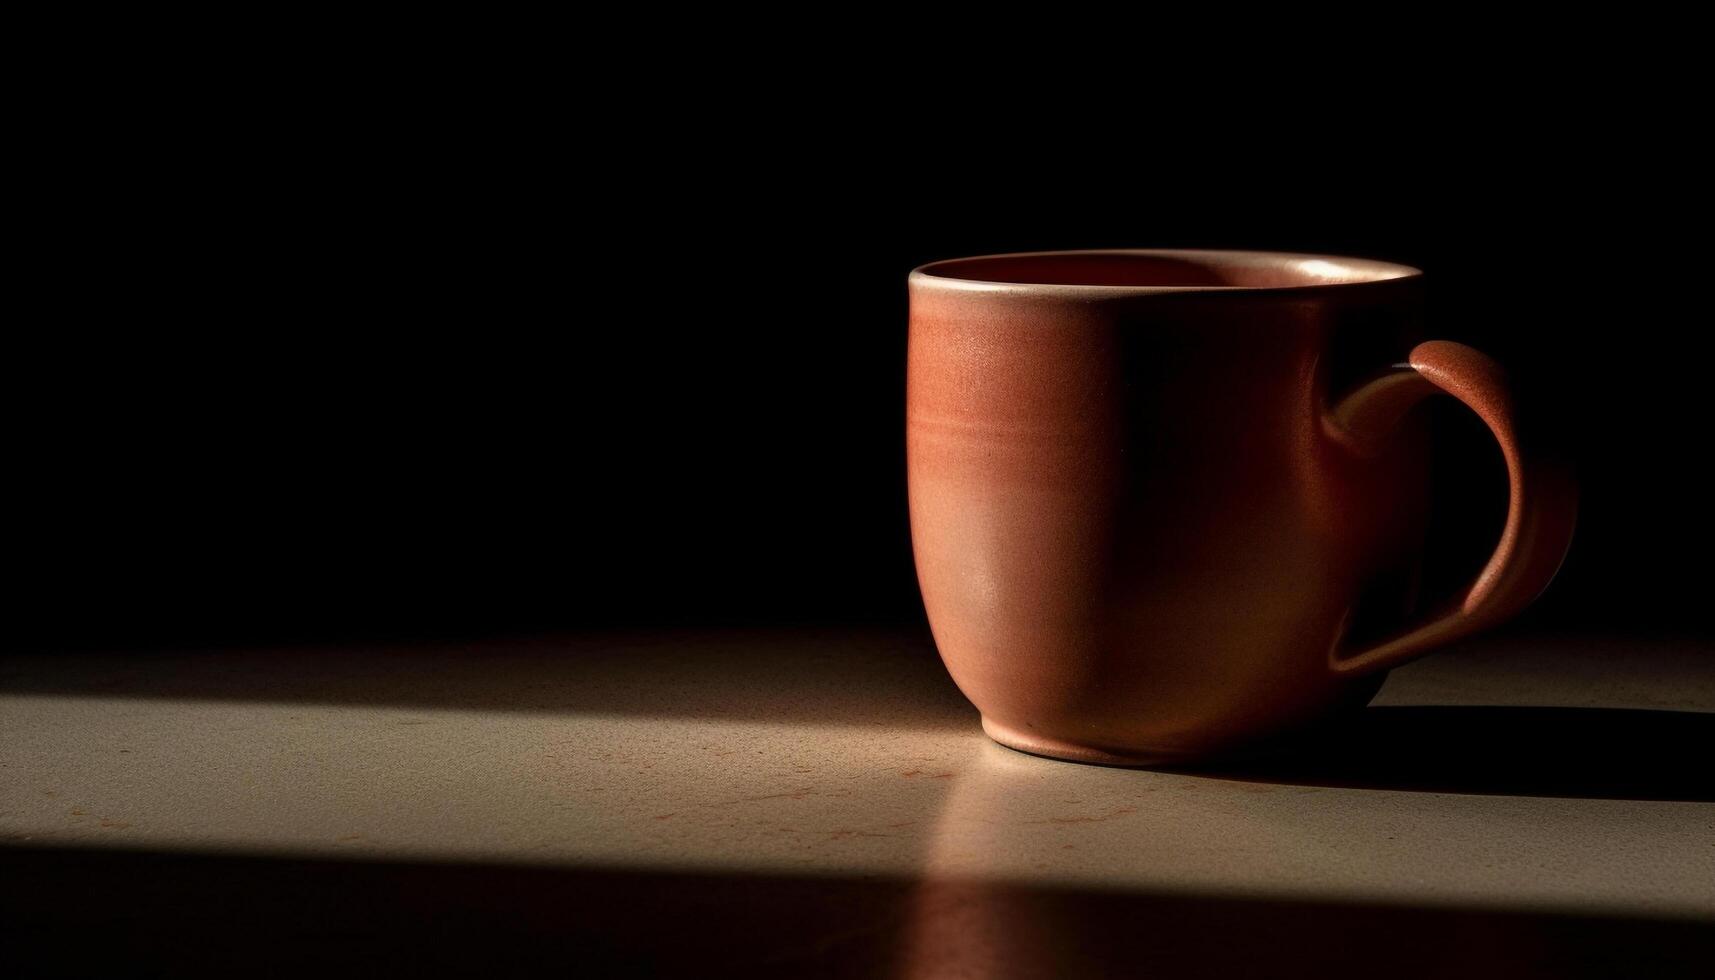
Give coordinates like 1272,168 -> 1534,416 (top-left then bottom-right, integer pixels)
910,249 -> 1423,296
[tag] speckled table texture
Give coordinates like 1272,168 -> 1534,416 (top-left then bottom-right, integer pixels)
2,629 -> 1711,977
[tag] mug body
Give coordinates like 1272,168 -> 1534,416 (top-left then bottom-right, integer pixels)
907,250 -> 1428,764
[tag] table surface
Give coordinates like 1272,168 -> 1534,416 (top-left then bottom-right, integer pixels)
3,628 -> 1711,977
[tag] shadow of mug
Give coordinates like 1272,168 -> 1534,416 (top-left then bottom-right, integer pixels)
1179,704 -> 1715,802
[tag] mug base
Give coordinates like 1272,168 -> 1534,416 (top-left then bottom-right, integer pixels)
980,716 -> 1214,768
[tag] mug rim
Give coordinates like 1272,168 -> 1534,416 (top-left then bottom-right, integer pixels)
909,248 -> 1423,297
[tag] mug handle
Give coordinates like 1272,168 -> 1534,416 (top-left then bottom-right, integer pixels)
1324,340 -> 1579,677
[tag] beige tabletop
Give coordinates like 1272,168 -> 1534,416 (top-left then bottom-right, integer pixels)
2,628 -> 1711,977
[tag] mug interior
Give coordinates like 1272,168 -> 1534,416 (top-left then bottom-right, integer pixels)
914,250 -> 1420,290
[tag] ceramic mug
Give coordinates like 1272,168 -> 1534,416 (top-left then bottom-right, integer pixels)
907,250 -> 1577,765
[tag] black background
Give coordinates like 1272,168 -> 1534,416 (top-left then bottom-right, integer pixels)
18,118 -> 1712,649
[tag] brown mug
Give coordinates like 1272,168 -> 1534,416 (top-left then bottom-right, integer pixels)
907,250 -> 1577,765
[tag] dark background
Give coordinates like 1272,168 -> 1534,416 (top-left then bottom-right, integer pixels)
18,120 -> 1711,649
